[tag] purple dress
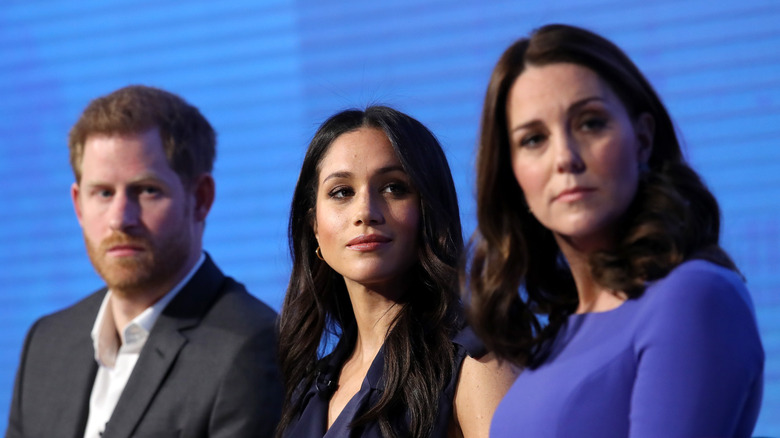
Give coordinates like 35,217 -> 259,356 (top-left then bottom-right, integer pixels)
491,260 -> 764,438
282,327 -> 483,437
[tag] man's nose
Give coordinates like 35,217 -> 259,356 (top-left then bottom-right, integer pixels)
108,193 -> 140,231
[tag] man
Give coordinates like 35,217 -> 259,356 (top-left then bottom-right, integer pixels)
6,85 -> 282,438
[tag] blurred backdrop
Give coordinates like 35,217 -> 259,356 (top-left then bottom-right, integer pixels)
1,0 -> 778,434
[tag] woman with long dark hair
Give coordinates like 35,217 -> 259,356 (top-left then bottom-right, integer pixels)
278,105 -> 515,438
467,24 -> 764,436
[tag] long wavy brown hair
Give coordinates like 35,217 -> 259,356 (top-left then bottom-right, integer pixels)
467,24 -> 737,367
277,106 -> 464,437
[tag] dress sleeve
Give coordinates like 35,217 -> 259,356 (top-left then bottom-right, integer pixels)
453,326 -> 487,359
629,263 -> 764,437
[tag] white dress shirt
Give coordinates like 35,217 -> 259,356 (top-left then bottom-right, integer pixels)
83,254 -> 205,438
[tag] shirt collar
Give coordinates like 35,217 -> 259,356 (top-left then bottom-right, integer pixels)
90,253 -> 206,367
322,336 -> 387,391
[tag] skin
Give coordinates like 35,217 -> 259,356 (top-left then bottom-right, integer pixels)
313,127 -> 420,428
314,127 -> 516,436
451,353 -> 518,437
506,63 -> 654,313
71,127 -> 214,332
314,127 -> 421,298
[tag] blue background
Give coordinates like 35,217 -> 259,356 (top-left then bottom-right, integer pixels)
1,0 -> 778,434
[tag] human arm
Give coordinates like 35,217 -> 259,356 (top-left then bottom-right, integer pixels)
451,352 -> 518,438
629,262 -> 764,437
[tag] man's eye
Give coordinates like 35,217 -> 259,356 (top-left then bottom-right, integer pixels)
139,186 -> 162,196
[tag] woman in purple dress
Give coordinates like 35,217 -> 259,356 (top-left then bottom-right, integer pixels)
277,106 -> 516,438
466,24 -> 764,437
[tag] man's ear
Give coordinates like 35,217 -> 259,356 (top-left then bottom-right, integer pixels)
71,182 -> 83,227
635,112 -> 655,165
192,174 -> 215,222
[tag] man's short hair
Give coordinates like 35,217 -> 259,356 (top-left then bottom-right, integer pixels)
68,85 -> 216,185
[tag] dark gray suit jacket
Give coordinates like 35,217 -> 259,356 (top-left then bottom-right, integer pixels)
6,254 -> 282,438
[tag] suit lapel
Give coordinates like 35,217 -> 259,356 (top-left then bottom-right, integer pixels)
69,343 -> 98,438
102,255 -> 225,438
61,303 -> 101,438
102,320 -> 188,438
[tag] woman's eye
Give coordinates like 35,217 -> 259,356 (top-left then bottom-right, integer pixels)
383,182 -> 411,196
580,117 -> 607,132
520,133 -> 545,148
328,186 -> 353,199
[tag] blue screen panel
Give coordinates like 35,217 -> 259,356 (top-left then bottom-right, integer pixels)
0,0 -> 778,434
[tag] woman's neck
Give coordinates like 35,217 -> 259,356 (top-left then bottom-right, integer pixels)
325,279 -> 405,429
343,279 -> 404,360
555,233 -> 627,314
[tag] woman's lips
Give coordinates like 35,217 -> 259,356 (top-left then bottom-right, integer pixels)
346,234 -> 392,251
553,186 -> 596,203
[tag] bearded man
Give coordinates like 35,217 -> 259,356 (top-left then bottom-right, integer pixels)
6,85 -> 282,438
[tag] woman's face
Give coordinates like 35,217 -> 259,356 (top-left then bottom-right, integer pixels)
314,127 -> 421,291
506,62 -> 653,250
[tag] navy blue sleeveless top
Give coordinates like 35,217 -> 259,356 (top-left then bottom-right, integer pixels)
282,327 -> 484,437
